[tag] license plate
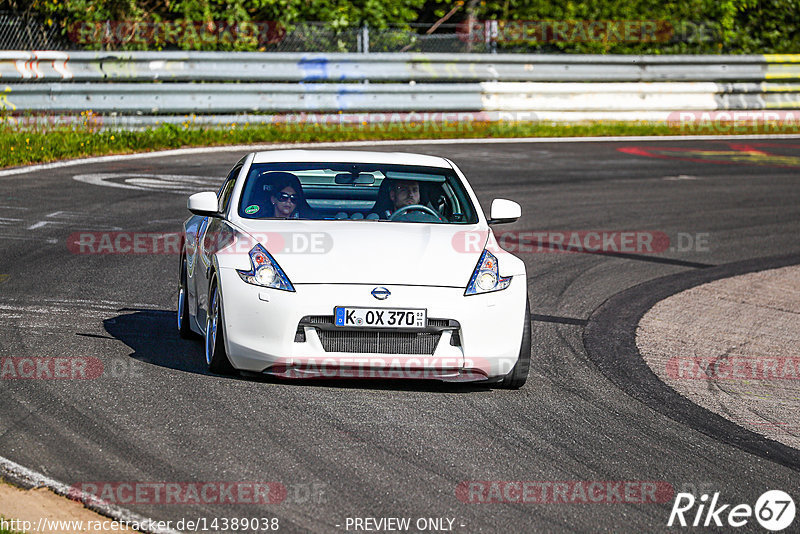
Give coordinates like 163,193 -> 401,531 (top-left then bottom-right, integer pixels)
334,307 -> 427,329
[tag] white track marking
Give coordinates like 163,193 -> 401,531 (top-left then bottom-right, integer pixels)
0,234 -> 58,243
0,456 -> 180,534
0,296 -> 164,310
46,210 -> 87,219
0,299 -> 168,329
73,173 -> 220,193
2,134 -> 800,178
21,210 -> 123,231
662,175 -> 700,181
73,173 -> 149,191
125,178 -> 198,188
27,221 -> 56,230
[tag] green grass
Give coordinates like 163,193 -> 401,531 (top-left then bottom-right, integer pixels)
0,516 -> 25,534
1,118 -> 798,168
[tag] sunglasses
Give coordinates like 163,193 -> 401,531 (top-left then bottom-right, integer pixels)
276,192 -> 299,203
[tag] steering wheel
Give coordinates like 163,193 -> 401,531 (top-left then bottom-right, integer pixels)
389,204 -> 444,222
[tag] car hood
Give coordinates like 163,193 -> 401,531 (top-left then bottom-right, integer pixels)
234,219 -> 486,286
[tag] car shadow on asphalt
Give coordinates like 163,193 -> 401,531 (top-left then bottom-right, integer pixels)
104,309 -> 494,393
103,309 -> 211,376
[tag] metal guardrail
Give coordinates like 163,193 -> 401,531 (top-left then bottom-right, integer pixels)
0,83 -> 484,113
1,52 -> 798,123
3,51 -> 800,82
2,81 -> 798,114
482,82 -> 800,111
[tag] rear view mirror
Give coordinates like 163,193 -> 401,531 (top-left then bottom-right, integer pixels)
334,173 -> 375,185
488,198 -> 521,225
188,192 -> 221,217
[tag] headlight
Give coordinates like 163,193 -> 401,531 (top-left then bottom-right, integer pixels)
237,244 -> 295,291
465,249 -> 511,296
255,264 -> 277,286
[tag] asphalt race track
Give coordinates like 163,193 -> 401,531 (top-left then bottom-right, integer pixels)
1,138 -> 799,532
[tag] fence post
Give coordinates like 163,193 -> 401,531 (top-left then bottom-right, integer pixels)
486,20 -> 498,54
362,24 -> 370,54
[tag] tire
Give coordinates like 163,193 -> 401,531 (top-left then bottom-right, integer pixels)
497,297 -> 531,389
205,278 -> 236,375
177,255 -> 195,339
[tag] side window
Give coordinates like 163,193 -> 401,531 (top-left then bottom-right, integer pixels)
217,166 -> 241,213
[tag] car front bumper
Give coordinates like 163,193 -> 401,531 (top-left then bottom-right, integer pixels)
218,267 -> 527,382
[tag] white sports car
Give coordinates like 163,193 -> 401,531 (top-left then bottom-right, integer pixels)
178,150 -> 530,388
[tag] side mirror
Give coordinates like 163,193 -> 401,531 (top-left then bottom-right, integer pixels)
488,198 -> 521,225
188,192 -> 221,217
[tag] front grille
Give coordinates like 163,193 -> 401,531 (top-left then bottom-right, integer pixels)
304,315 -> 334,325
317,330 -> 440,354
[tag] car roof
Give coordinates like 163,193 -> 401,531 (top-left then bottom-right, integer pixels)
251,149 -> 452,169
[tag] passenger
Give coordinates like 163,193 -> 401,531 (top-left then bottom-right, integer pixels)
269,174 -> 306,218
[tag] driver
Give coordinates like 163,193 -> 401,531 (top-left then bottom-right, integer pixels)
389,180 -> 420,214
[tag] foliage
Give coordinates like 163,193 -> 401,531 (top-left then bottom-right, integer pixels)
5,0 -> 432,50
468,0 -> 800,53
3,0 -> 798,52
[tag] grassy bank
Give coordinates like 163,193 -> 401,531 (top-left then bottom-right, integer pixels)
0,516 -> 24,534
2,119 -> 798,168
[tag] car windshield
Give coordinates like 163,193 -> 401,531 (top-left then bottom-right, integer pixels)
237,162 -> 478,224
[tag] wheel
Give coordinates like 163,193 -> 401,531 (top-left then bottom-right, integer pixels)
177,255 -> 195,339
388,204 -> 444,222
497,297 -> 531,389
205,278 -> 236,375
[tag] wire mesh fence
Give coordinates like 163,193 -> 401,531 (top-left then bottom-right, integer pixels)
72,21 -> 489,53
0,15 -> 489,53
0,14 -> 733,54
0,12 -> 66,50
368,24 -> 492,54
